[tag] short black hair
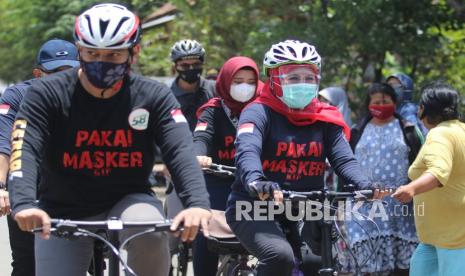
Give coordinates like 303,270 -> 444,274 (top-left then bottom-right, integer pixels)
419,81 -> 460,125
364,82 -> 397,110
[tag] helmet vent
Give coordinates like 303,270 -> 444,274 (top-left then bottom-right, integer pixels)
287,46 -> 297,58
181,43 -> 189,52
111,17 -> 130,39
302,47 -> 308,57
99,19 -> 110,38
108,40 -> 125,48
84,15 -> 94,38
82,38 -> 97,47
275,54 -> 287,61
273,48 -> 284,55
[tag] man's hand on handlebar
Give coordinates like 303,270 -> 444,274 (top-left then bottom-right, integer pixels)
14,208 -> 51,240
171,207 -> 212,242
196,156 -> 212,168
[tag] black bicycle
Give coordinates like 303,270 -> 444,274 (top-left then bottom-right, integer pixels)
201,163 -> 256,276
166,162 -> 245,276
200,162 -> 386,276
34,217 -> 173,276
281,188 -> 384,276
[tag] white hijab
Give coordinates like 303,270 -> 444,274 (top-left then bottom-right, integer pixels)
319,87 -> 353,127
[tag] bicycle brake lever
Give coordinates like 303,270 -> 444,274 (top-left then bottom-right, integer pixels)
353,191 -> 369,201
55,222 -> 80,239
31,227 -> 57,233
288,193 -> 308,202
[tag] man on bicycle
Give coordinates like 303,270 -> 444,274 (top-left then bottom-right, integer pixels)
8,4 -> 211,276
169,39 -> 216,132
0,38 -> 79,276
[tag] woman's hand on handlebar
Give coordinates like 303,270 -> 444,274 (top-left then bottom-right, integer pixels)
248,181 -> 283,202
196,156 -> 212,168
14,208 -> 51,240
372,183 -> 394,200
372,187 -> 394,200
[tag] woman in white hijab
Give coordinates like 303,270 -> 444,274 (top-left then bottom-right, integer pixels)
318,87 -> 353,191
319,87 -> 353,126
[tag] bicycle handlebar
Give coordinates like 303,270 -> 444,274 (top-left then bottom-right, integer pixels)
32,218 -> 173,234
202,163 -> 236,177
282,189 -> 374,201
31,218 -> 174,276
209,163 -> 236,172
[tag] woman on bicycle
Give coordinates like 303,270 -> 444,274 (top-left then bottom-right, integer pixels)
193,56 -> 262,276
225,40 -> 378,276
393,82 -> 465,276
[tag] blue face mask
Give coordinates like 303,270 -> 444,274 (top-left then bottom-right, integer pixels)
281,83 -> 319,109
81,60 -> 129,89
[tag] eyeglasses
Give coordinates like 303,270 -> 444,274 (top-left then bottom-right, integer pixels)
273,73 -> 319,84
176,62 -> 203,71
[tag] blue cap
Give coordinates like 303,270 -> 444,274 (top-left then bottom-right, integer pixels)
37,39 -> 80,71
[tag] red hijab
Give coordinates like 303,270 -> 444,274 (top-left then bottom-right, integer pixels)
253,80 -> 351,139
197,56 -> 263,118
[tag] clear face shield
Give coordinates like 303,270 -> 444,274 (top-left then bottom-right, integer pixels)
270,64 -> 320,110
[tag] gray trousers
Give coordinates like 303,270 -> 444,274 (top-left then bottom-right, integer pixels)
35,193 -> 170,276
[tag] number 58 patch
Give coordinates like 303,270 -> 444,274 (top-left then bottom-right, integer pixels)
129,108 -> 150,130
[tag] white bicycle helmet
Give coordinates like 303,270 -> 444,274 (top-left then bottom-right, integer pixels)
170,39 -> 206,62
74,3 -> 141,49
263,40 -> 321,74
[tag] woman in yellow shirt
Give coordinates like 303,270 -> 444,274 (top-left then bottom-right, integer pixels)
393,82 -> 465,276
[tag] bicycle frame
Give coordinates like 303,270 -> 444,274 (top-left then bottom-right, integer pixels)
282,189 -> 373,276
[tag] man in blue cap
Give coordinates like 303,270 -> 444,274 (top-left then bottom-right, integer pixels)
387,73 -> 428,135
0,38 -> 79,276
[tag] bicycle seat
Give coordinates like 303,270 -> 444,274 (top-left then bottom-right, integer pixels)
209,210 -> 235,239
207,235 -> 249,255
207,210 -> 249,255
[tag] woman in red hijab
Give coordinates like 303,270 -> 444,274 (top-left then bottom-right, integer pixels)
192,56 -> 262,276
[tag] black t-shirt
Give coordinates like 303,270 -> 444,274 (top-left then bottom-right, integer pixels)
193,104 -> 236,187
170,78 -> 215,132
9,68 -> 210,219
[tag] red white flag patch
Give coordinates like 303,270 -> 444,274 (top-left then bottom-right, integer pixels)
171,109 -> 187,123
194,122 -> 208,132
0,104 -> 10,115
237,123 -> 255,136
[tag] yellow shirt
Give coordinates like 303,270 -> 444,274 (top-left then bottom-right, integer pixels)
408,120 -> 465,249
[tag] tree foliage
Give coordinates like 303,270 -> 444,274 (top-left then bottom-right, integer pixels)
156,0 -> 464,112
0,0 -> 464,113
0,0 -> 157,82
